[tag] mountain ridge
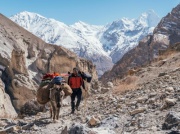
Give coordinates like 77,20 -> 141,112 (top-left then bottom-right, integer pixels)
10,10 -> 160,76
101,3 -> 180,83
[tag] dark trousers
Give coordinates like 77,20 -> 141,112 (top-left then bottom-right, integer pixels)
71,88 -> 82,111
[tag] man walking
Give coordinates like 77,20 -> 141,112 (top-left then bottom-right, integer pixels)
68,68 -> 85,114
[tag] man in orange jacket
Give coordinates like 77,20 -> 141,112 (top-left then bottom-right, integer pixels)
68,67 -> 85,114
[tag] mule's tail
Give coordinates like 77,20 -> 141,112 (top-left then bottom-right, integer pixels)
55,89 -> 61,108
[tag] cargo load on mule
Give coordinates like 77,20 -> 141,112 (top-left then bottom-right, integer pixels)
39,73 -> 56,87
37,73 -> 72,105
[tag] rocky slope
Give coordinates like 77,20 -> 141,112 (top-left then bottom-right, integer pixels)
0,13 -> 97,118
101,4 -> 180,83
10,10 -> 160,76
1,39 -> 180,134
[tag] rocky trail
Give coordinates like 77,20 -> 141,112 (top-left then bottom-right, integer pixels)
1,47 -> 180,134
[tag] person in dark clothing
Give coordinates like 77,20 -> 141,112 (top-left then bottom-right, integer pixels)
68,68 -> 85,114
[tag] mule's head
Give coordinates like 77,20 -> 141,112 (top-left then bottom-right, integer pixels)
53,82 -> 66,91
50,83 -> 65,108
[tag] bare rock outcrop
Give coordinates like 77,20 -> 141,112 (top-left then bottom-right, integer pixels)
11,74 -> 38,110
0,79 -> 17,118
11,49 -> 28,74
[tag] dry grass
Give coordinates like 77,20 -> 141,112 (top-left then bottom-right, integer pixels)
156,50 -> 176,62
113,76 -> 139,94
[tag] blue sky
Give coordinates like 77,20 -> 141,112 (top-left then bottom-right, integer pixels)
0,0 -> 180,25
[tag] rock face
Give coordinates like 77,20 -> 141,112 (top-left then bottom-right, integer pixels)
101,4 -> 180,83
11,49 -> 28,74
0,13 -> 97,117
0,78 -> 17,118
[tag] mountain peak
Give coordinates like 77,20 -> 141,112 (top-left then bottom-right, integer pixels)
77,21 -> 88,25
145,9 -> 158,16
138,10 -> 160,27
73,21 -> 90,27
12,11 -> 45,19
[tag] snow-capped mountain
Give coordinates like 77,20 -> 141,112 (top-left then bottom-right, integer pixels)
10,11 -> 113,76
100,10 -> 160,63
10,10 -> 160,76
101,3 -> 180,82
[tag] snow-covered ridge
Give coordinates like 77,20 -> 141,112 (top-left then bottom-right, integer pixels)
10,10 -> 160,76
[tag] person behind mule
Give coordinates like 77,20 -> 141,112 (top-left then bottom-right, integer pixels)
68,68 -> 85,114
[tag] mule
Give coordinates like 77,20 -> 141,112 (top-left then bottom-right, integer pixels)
49,84 -> 65,121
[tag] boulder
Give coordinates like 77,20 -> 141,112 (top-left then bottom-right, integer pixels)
107,82 -> 114,89
164,75 -> 171,79
88,116 -> 101,126
166,87 -> 174,92
68,124 -> 91,134
129,107 -> 146,116
162,111 -> 180,130
147,98 -> 156,104
158,72 -> 167,77
160,98 -> 176,110
20,100 -> 45,116
101,87 -> 110,94
137,96 -> 148,103
165,98 -> 176,106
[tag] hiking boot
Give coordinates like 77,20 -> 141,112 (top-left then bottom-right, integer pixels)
71,110 -> 75,114
76,107 -> 80,111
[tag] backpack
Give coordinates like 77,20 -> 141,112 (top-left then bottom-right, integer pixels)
81,72 -> 92,83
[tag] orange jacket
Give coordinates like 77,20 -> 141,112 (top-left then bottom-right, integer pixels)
68,73 -> 84,89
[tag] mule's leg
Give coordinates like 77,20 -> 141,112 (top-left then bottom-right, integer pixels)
53,105 -> 56,121
50,107 -> 52,118
51,101 -> 56,121
56,92 -> 64,120
56,107 -> 60,120
61,91 -> 65,107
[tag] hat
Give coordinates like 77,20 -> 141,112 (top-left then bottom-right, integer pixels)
73,67 -> 78,71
